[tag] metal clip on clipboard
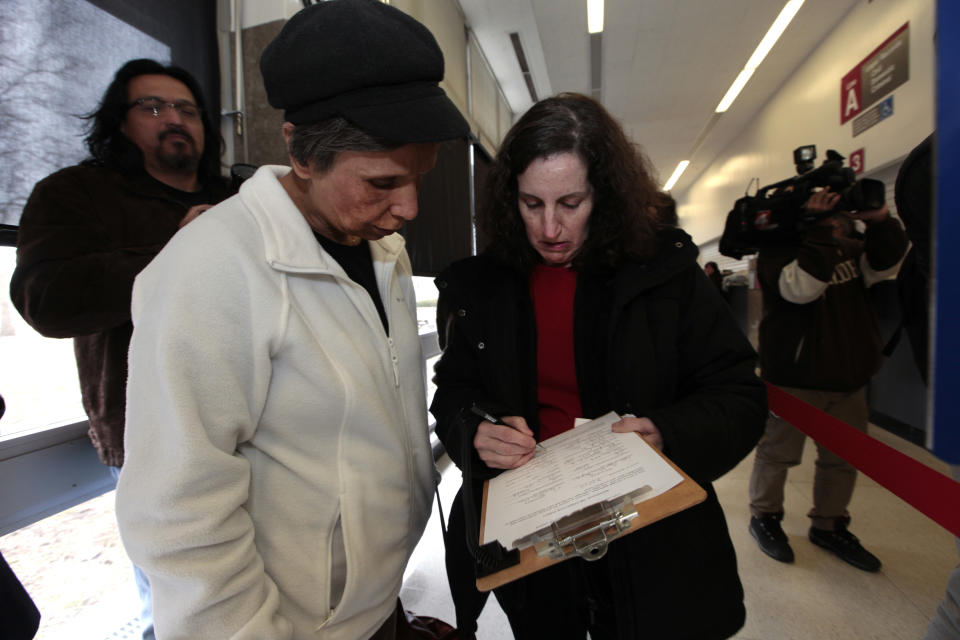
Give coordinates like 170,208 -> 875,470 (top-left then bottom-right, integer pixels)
512,485 -> 653,561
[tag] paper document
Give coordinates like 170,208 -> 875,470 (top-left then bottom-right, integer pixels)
482,412 -> 683,549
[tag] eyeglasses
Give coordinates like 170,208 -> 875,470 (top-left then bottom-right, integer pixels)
128,97 -> 201,120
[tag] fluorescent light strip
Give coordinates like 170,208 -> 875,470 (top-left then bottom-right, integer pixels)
715,68 -> 756,113
588,0 -> 604,34
663,160 -> 690,191
714,0 -> 804,113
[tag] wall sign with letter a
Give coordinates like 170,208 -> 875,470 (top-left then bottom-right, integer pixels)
840,22 -> 909,125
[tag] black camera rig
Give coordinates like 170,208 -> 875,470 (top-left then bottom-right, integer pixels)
719,145 -> 886,259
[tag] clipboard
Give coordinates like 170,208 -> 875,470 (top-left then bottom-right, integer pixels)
475,436 -> 706,591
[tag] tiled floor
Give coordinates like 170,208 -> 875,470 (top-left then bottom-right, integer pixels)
720,426 -> 956,640
2,424 -> 955,639
0,491 -> 142,639
400,426 -> 958,639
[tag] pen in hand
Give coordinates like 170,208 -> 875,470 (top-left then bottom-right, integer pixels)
470,405 -> 545,451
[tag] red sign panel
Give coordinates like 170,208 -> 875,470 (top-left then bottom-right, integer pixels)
841,68 -> 863,123
849,148 -> 865,175
840,22 -> 910,124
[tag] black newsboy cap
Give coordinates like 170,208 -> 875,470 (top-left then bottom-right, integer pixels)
260,0 -> 469,144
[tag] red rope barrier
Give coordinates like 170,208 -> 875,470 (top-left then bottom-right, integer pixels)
766,383 -> 960,539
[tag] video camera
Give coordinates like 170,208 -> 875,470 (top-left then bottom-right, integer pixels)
718,145 -> 886,259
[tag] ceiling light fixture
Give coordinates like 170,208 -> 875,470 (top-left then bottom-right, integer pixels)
587,0 -> 604,34
715,0 -> 804,113
663,160 -> 690,191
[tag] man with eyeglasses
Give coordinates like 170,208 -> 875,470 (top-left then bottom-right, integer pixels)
9,58 -> 233,640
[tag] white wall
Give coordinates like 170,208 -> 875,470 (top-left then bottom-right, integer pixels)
680,0 -> 935,245
393,0 -> 471,126
391,0 -> 516,150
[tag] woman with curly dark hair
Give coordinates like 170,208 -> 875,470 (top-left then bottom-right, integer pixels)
477,92 -> 662,271
430,93 -> 767,639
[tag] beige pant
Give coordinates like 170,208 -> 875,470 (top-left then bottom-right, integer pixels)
749,386 -> 868,530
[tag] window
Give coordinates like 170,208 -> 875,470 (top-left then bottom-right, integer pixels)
413,275 -> 441,422
0,246 -> 85,439
413,275 -> 439,335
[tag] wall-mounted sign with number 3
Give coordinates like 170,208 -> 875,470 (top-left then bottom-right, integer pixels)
849,148 -> 865,175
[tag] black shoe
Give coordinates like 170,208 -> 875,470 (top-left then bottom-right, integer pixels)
809,521 -> 881,572
749,513 -> 794,563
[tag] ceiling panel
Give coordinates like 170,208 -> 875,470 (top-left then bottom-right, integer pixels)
456,0 -> 861,192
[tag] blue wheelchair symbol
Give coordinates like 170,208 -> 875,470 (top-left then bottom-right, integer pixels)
880,96 -> 894,119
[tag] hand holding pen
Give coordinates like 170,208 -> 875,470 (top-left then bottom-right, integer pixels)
470,405 -> 541,470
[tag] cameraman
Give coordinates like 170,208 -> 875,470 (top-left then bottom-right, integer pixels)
747,187 -> 908,572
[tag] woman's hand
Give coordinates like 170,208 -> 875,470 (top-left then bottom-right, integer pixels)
611,415 -> 664,450
473,415 -> 537,469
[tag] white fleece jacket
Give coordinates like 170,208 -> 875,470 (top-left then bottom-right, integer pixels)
116,166 -> 436,639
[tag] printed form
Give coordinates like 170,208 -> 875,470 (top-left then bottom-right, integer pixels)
483,412 -> 683,549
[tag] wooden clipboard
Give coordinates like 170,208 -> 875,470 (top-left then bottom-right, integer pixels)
476,437 -> 707,591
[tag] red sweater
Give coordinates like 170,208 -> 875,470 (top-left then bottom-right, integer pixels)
530,264 -> 582,440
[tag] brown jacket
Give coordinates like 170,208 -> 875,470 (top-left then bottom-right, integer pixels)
10,163 -> 233,466
757,215 -> 908,391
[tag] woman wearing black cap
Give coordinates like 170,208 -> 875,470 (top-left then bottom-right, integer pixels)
431,93 -> 767,639
116,1 -> 469,638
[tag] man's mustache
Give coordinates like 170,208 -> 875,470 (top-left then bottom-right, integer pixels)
159,126 -> 195,146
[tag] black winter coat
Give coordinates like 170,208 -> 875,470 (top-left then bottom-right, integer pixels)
430,227 -> 767,639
